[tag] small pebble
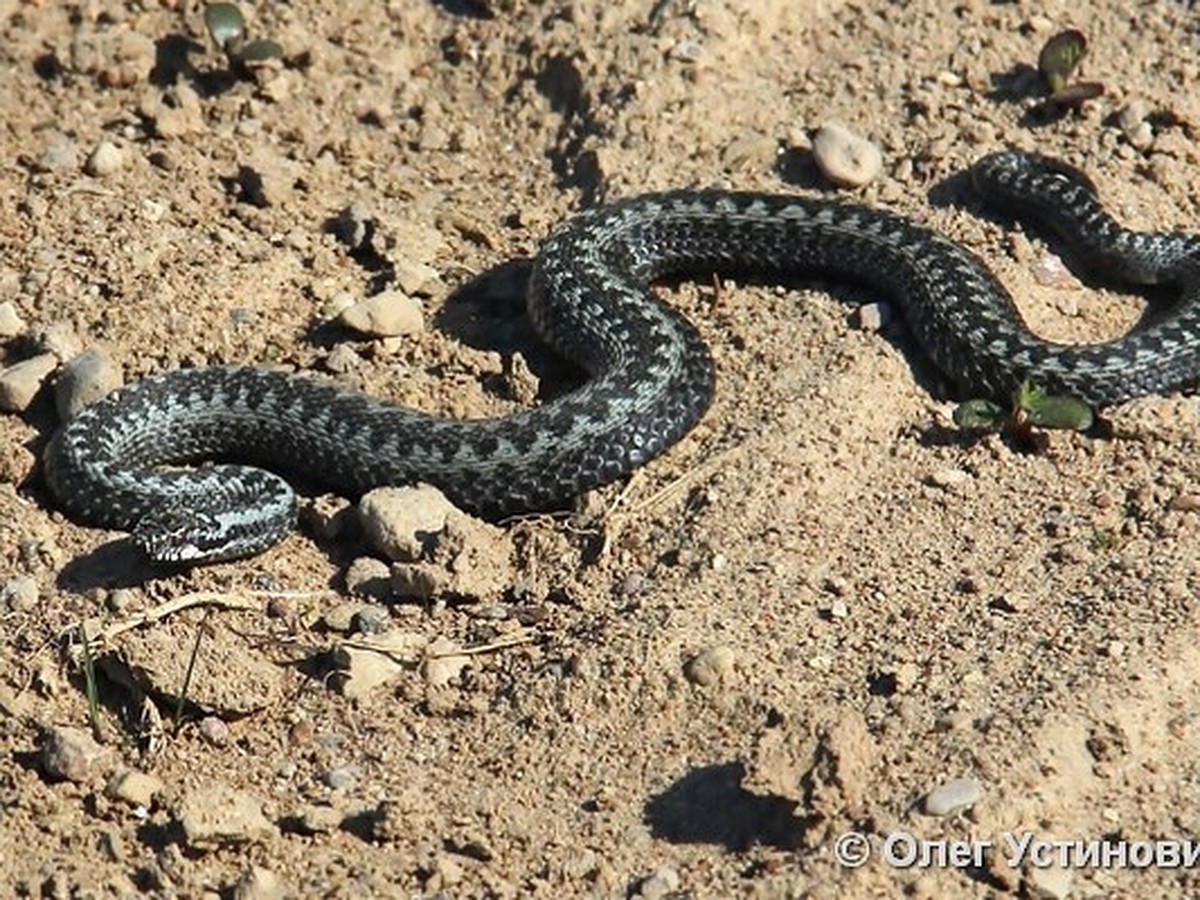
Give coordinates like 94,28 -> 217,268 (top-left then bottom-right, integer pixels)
424,636 -> 470,687
54,348 -> 122,420
300,494 -> 355,542
233,865 -> 288,900
855,301 -> 893,331
812,121 -> 883,187
923,777 -> 983,816
37,132 -> 79,172
356,484 -> 448,559
198,716 -> 231,747
106,588 -> 136,612
287,719 -> 315,747
0,353 -> 57,412
0,301 -> 25,337
175,785 -> 275,847
41,725 -> 110,783
332,203 -> 374,250
324,765 -> 359,790
345,556 -> 393,599
392,256 -> 442,296
293,803 -> 343,834
323,343 -> 361,374
1117,100 -> 1154,150
668,40 -> 703,62
350,605 -> 391,635
425,853 -> 465,891
332,631 -> 424,700
683,645 -> 736,686
927,467 -> 971,489
1169,493 -> 1200,512
2,575 -> 39,612
84,140 -> 125,177
1026,865 -> 1073,900
32,323 -> 82,361
1032,253 -> 1079,289
337,291 -> 424,337
637,865 -> 681,900
892,661 -> 920,693
106,768 -> 165,807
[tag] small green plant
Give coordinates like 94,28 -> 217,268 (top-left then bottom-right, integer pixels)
1037,29 -> 1104,109
954,380 -> 1094,435
78,620 -> 104,742
172,619 -> 208,734
203,3 -> 284,73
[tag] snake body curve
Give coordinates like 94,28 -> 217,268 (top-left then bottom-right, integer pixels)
43,152 -> 1200,563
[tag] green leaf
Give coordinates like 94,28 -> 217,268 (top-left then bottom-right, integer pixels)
1022,393 -> 1094,431
1013,380 -> 1093,430
1014,380 -> 1046,411
204,3 -> 246,50
953,398 -> 1008,430
237,38 -> 285,64
1038,29 -> 1088,93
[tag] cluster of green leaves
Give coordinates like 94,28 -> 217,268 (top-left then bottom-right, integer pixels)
954,380 -> 1094,435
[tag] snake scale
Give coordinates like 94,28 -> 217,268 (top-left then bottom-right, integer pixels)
42,151 -> 1200,563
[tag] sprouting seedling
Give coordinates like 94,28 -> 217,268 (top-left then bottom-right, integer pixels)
78,620 -> 104,742
203,3 -> 284,72
953,380 -> 1093,435
1036,29 -> 1104,108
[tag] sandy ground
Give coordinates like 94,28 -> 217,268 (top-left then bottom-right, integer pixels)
5,1 -> 1200,897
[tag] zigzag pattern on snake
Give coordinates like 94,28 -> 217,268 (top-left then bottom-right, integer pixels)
42,151 -> 1200,563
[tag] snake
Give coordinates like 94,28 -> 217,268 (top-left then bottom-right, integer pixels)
42,151 -> 1200,564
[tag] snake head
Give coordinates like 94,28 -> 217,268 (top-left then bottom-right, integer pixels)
134,508 -> 231,563
134,505 -> 288,564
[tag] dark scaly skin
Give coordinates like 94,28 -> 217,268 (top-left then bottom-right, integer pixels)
43,152 -> 1200,562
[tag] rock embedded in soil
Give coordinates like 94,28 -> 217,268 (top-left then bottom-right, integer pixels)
0,353 -> 57,412
36,131 -> 79,172
854,301 -> 892,332
359,485 -> 453,562
349,605 -> 390,635
359,485 -> 514,601
683,645 -> 737,686
812,121 -> 883,187
233,866 -> 288,900
198,716 -> 231,747
423,635 -> 470,687
2,575 -> 39,612
84,140 -> 125,176
1025,864 -> 1073,900
636,865 -> 681,899
175,784 -> 276,848
331,630 -> 427,700
344,556 -> 393,599
323,765 -> 359,791
34,322 -> 83,360
41,725 -> 111,784
337,290 -> 424,337
0,301 -> 25,337
54,348 -> 122,419
106,768 -> 165,808
922,777 -> 982,816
